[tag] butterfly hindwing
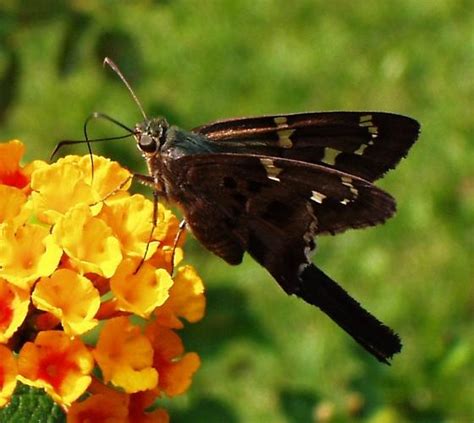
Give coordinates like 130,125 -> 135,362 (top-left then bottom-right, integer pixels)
167,153 -> 395,292
193,111 -> 420,181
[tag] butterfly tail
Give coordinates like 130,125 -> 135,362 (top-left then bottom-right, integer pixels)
297,264 -> 402,364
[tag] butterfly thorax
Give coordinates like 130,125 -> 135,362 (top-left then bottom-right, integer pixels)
135,117 -> 224,158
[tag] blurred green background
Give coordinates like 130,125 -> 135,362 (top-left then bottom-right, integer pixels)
0,1 -> 473,421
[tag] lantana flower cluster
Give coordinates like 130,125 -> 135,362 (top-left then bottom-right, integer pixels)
0,140 -> 205,422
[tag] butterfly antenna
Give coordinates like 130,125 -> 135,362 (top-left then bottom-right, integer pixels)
50,133 -> 133,162
103,57 -> 148,121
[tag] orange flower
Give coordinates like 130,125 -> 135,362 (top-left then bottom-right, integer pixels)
0,278 -> 30,343
0,140 -> 29,189
110,258 -> 173,318
148,245 -> 183,275
52,204 -> 122,277
67,393 -> 129,423
0,345 -> 17,407
0,222 -> 63,290
18,331 -> 94,406
68,384 -> 170,423
32,269 -> 100,336
93,317 -> 158,393
146,322 -> 200,397
154,265 -> 205,329
0,185 -> 28,226
128,391 -> 170,423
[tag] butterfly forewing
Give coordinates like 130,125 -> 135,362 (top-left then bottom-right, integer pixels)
193,111 -> 420,181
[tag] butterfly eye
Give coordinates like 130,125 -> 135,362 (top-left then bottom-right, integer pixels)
138,134 -> 158,153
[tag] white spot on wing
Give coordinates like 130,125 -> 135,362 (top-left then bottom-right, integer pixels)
299,203 -> 318,275
273,117 -> 294,148
359,114 -> 379,139
277,129 -> 294,148
354,144 -> 368,155
260,158 -> 282,182
274,116 -> 288,125
322,147 -> 340,165
311,190 -> 326,204
341,175 -> 359,203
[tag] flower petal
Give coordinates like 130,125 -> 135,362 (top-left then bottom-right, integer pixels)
0,140 -> 29,189
30,159 -> 98,225
99,194 -> 160,259
33,269 -> 100,336
0,345 -> 18,407
0,185 -> 28,225
154,265 -> 205,328
146,323 -> 200,397
52,204 -> 122,278
67,393 -> 129,423
93,317 -> 158,393
18,331 -> 93,406
111,258 -> 173,318
75,155 -> 132,200
0,278 -> 30,343
0,223 -> 62,289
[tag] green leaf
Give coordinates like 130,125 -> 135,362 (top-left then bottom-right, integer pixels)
0,383 -> 65,423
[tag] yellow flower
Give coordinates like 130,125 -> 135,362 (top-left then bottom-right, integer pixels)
0,345 -> 17,407
31,160 -> 98,225
0,141 -> 205,416
146,322 -> 200,397
74,154 -> 132,200
52,204 -> 122,277
0,222 -> 63,290
30,155 -> 131,225
18,331 -> 94,406
155,265 -> 206,329
93,317 -> 158,393
99,194 -> 160,259
32,269 -> 100,336
110,258 -> 173,318
0,278 -> 30,343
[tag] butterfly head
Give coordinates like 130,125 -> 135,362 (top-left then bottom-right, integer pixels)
134,117 -> 169,154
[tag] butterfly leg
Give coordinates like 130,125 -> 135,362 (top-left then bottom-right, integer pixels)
133,175 -> 187,274
169,220 -> 187,275
133,174 -> 167,272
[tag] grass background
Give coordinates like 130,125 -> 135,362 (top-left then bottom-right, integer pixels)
0,1 -> 472,421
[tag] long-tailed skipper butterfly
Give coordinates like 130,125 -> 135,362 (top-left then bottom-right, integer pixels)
59,58 -> 420,364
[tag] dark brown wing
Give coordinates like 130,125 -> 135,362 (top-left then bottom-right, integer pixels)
168,153 -> 395,292
167,152 -> 402,362
192,112 -> 420,182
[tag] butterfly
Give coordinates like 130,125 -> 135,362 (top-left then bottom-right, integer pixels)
63,58 -> 420,364
135,110 -> 419,364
